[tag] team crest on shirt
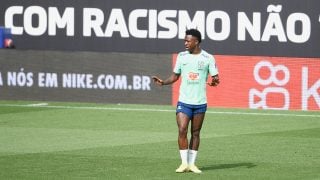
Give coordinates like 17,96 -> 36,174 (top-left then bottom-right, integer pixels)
198,61 -> 205,70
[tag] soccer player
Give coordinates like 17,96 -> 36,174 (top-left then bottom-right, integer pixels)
152,29 -> 220,173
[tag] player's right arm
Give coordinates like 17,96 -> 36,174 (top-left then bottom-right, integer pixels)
153,52 -> 182,86
152,73 -> 180,86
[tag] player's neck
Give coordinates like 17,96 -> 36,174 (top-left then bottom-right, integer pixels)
189,47 -> 201,54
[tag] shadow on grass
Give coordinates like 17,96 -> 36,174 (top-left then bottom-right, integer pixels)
201,162 -> 256,171
0,106 -> 53,115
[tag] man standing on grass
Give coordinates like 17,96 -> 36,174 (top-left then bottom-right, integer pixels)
152,29 -> 220,173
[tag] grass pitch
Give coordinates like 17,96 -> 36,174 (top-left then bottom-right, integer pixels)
0,101 -> 319,180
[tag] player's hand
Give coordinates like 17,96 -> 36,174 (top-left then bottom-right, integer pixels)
152,76 -> 164,86
207,75 -> 220,86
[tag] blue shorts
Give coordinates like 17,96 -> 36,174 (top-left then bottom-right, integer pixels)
176,101 -> 207,119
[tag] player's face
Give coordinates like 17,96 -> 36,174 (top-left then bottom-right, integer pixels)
184,35 -> 198,53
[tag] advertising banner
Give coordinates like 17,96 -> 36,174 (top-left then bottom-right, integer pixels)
0,0 -> 319,57
172,55 -> 320,111
0,50 -> 172,104
0,0 -> 319,110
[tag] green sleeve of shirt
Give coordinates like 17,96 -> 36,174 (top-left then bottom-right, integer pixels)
173,55 -> 181,74
209,56 -> 218,76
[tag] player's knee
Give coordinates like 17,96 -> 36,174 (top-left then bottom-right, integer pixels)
178,127 -> 188,136
191,130 -> 200,138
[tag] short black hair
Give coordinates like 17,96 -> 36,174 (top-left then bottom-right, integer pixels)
185,29 -> 202,43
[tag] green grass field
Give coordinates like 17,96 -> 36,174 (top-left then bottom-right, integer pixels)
0,101 -> 319,180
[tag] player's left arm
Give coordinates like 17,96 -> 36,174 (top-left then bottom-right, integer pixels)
207,74 -> 220,86
207,55 -> 220,87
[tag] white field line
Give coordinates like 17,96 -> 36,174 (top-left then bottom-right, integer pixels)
0,103 -> 319,118
26,103 -> 49,107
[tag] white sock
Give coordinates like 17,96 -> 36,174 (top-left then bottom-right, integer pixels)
179,150 -> 188,164
188,150 -> 198,165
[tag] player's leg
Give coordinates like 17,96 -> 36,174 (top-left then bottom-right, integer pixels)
189,113 -> 205,150
176,112 -> 190,150
188,112 -> 206,173
175,112 -> 190,172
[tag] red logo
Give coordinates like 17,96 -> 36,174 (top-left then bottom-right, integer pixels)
188,72 -> 199,80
